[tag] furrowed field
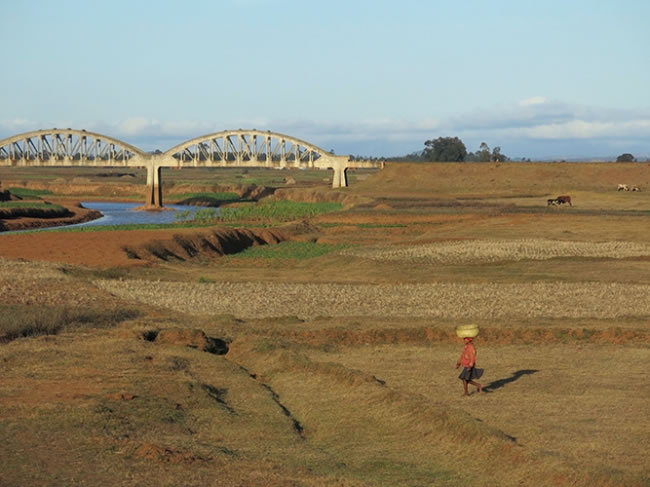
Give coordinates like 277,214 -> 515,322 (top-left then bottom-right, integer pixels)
0,162 -> 648,487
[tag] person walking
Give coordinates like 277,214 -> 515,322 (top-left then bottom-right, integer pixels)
456,336 -> 483,396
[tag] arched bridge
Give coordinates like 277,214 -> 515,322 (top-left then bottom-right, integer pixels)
0,128 -> 383,208
0,128 -> 146,164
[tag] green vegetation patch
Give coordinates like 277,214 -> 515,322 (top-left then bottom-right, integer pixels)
231,241 -> 349,259
218,200 -> 343,223
343,459 -> 456,486
174,208 -> 218,223
33,222 -> 216,233
357,223 -> 408,228
167,191 -> 241,202
0,305 -> 141,342
0,201 -> 63,209
8,187 -> 53,199
237,177 -> 264,185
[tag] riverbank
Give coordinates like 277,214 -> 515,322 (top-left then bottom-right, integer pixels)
0,200 -> 103,232
0,221 -> 317,267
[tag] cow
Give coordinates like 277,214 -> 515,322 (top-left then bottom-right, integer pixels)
555,195 -> 572,206
631,185 -> 641,192
547,198 -> 558,206
618,184 -> 629,191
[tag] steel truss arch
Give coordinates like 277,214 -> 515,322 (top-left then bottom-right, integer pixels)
0,128 -> 147,165
162,129 -> 339,168
0,127 -> 383,208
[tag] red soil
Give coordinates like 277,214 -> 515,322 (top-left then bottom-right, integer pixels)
0,224 -> 298,268
0,228 -> 178,267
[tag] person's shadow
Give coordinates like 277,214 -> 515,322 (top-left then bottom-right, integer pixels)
483,369 -> 538,392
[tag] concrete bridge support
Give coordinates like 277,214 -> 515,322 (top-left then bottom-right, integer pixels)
145,164 -> 163,208
332,164 -> 348,188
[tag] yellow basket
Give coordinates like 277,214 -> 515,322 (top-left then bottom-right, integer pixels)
455,324 -> 479,338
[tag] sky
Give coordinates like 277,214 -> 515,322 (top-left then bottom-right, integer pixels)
1,0 -> 649,160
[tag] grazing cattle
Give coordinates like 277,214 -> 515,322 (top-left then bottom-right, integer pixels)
547,198 -> 557,206
555,195 -> 572,206
619,184 -> 642,192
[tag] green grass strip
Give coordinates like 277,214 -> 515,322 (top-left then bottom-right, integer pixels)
13,222 -> 217,234
167,191 -> 241,201
0,201 -> 63,209
230,241 -> 349,259
218,200 -> 343,223
7,187 -> 53,199
356,223 -> 408,228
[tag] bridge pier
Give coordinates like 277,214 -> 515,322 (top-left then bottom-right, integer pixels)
331,164 -> 348,188
145,164 -> 163,208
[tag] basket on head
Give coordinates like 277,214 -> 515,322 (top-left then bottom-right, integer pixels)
456,324 -> 479,338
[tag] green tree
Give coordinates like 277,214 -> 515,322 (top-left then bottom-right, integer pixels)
478,142 -> 491,162
616,153 -> 636,162
423,137 -> 467,162
468,142 -> 508,162
491,146 -> 506,162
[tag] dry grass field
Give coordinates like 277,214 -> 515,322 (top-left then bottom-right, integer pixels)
1,162 -> 649,486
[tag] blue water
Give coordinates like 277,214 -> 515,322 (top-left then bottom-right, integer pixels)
68,201 -> 210,228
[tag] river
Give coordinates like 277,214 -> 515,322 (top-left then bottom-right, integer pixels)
68,201 -> 212,228
1,201 -> 213,234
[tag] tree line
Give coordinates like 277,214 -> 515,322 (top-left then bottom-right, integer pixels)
381,137 -> 644,163
423,137 -> 509,162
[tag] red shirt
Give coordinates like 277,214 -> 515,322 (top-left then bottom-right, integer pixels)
458,342 -> 477,368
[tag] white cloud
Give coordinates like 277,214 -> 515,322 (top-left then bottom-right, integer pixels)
519,96 -> 547,106
117,117 -> 156,136
0,118 -> 39,132
2,101 -> 649,158
450,100 -> 650,140
512,119 -> 650,139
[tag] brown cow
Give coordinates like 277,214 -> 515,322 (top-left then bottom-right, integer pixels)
555,195 -> 572,206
